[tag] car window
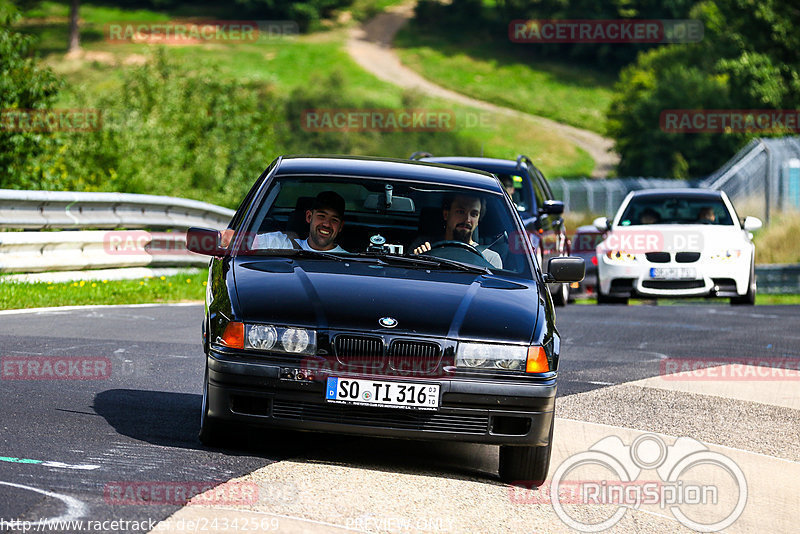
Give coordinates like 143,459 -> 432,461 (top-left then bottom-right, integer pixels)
619,196 -> 734,226
497,173 -> 531,212
238,176 -> 534,278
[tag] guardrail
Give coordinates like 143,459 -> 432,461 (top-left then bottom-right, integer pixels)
0,190 -> 233,274
755,264 -> 800,294
0,189 -> 234,230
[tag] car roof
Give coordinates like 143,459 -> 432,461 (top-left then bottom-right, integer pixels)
629,188 -> 723,199
418,156 -> 525,176
275,155 -> 504,193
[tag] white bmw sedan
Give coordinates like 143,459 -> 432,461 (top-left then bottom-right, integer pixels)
593,189 -> 762,305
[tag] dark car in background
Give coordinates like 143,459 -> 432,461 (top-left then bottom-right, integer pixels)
567,224 -> 605,299
187,155 -> 584,484
411,153 -> 571,306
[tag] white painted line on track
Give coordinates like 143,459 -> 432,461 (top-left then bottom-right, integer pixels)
0,481 -> 87,526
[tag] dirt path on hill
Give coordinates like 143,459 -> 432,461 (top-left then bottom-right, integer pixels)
345,3 -> 620,177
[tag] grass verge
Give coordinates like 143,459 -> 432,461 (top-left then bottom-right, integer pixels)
394,21 -> 614,134
0,270 -> 207,310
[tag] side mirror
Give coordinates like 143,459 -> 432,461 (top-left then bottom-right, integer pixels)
743,216 -> 762,232
544,256 -> 585,283
186,227 -> 225,256
593,216 -> 610,232
540,199 -> 565,215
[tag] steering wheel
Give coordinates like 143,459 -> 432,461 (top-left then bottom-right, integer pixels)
425,240 -> 485,259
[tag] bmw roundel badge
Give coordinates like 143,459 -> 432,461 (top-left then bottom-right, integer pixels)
379,317 -> 398,328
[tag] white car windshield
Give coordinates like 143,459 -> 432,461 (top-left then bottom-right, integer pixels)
619,196 -> 734,226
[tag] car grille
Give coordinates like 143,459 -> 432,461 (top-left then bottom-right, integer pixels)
272,400 -> 489,434
675,252 -> 701,263
645,252 -> 671,263
389,340 -> 441,373
642,280 -> 705,290
335,335 -> 384,369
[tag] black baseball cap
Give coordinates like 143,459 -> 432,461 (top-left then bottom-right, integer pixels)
312,191 -> 345,217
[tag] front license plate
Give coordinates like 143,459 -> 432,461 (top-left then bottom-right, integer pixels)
649,267 -> 696,279
325,377 -> 439,411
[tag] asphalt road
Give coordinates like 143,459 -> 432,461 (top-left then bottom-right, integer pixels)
0,303 -> 797,533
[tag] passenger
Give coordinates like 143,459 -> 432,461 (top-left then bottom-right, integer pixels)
639,208 -> 660,225
412,193 -> 502,268
697,206 -> 716,223
253,191 -> 347,252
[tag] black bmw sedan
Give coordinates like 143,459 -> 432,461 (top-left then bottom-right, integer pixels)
187,155 -> 583,484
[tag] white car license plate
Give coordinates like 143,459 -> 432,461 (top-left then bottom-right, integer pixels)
649,267 -> 696,279
325,377 -> 439,411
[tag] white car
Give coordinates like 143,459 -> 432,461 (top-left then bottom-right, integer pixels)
594,189 -> 762,305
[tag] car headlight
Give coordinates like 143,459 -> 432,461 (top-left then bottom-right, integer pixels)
605,250 -> 637,262
709,249 -> 742,262
456,342 -> 548,372
244,324 -> 316,355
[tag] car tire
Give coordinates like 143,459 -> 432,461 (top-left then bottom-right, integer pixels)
498,413 -> 554,486
596,277 -> 628,305
551,282 -> 569,307
198,367 -> 231,447
730,259 -> 756,306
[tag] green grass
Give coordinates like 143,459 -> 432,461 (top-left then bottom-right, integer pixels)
394,22 -> 615,134
0,270 -> 206,310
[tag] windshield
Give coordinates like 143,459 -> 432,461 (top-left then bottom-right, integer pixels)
237,175 -> 533,278
618,196 -> 734,226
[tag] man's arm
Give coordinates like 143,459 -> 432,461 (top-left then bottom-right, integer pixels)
252,231 -> 297,250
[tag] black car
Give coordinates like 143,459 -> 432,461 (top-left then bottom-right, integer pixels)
187,155 -> 584,484
411,153 -> 571,306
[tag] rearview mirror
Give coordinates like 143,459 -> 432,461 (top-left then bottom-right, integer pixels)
743,216 -> 762,232
540,199 -> 565,215
186,227 -> 225,256
545,257 -> 585,283
593,216 -> 610,232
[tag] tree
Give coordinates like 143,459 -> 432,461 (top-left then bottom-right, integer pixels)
68,0 -> 79,53
607,0 -> 800,177
0,13 -> 62,188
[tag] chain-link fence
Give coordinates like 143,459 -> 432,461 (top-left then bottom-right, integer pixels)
550,177 -> 695,216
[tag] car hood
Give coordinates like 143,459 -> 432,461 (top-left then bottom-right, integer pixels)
232,258 -> 540,343
600,224 -> 749,254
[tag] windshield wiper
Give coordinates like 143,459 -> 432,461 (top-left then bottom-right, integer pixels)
368,253 -> 491,275
254,249 -> 353,262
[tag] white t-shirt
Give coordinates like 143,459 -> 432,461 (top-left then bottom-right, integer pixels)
252,232 -> 347,253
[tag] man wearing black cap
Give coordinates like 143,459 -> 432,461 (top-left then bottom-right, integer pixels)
253,190 -> 347,252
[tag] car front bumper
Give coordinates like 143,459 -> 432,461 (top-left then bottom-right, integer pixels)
206,351 -> 557,447
597,255 -> 750,298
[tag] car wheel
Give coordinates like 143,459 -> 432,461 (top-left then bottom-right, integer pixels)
498,413 -> 554,486
198,367 -> 230,447
551,282 -> 569,307
596,277 -> 628,305
730,259 -> 756,306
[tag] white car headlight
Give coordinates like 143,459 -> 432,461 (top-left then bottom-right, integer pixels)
245,324 -> 316,355
456,342 -> 527,371
604,250 -> 637,262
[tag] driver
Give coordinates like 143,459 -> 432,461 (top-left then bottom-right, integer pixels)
412,193 -> 502,268
252,191 -> 348,252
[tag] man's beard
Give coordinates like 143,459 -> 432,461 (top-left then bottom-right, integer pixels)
453,225 -> 472,243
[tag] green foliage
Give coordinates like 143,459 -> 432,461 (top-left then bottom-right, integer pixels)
0,12 -> 61,188
29,49 -> 282,206
607,0 -> 800,177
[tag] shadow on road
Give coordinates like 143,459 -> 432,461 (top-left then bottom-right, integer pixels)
93,389 -> 502,485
